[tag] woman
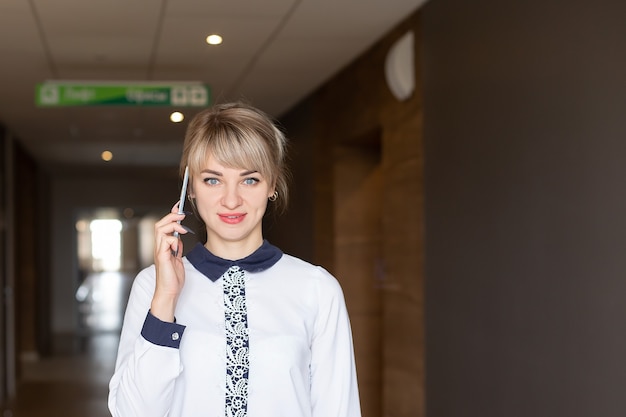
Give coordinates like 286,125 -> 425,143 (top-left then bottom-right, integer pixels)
108,102 -> 361,417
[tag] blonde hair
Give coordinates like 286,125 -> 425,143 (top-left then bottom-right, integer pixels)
180,102 -> 290,213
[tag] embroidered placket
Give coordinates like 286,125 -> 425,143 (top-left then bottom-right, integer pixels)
223,266 -> 249,417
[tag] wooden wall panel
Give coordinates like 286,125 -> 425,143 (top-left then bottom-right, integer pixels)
292,10 -> 425,417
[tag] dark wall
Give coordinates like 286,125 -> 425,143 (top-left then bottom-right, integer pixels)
422,1 -> 626,416
0,124 -> 6,403
266,96 -> 316,263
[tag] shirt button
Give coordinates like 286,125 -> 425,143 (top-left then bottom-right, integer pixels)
171,332 -> 180,341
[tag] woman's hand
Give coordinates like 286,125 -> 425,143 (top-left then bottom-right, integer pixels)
151,201 -> 188,322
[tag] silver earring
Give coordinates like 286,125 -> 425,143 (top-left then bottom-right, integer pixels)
269,191 -> 278,202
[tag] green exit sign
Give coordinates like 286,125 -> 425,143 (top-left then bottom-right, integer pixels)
35,82 -> 210,107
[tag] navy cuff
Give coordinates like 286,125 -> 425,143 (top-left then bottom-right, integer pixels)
141,311 -> 186,348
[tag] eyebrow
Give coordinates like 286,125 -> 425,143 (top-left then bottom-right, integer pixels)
200,169 -> 259,176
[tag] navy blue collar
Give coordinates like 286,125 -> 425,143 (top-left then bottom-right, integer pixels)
186,240 -> 283,282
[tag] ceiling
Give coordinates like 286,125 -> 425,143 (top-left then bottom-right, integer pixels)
0,0 -> 425,171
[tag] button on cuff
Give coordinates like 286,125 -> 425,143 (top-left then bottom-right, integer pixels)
141,310 -> 186,349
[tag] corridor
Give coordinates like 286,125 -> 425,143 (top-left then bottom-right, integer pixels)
2,271 -> 133,417
6,333 -> 117,417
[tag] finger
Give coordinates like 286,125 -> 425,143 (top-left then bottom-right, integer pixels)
155,219 -> 187,237
156,235 -> 180,259
180,224 -> 195,235
174,239 -> 184,258
154,212 -> 186,232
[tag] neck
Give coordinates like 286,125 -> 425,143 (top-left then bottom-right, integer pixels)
204,236 -> 264,261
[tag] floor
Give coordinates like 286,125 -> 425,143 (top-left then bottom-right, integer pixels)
2,271 -> 132,417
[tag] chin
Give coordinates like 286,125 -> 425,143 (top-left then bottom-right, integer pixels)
213,229 -> 253,243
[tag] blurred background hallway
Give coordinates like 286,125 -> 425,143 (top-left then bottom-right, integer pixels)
3,0 -> 626,416
5,271 -> 132,417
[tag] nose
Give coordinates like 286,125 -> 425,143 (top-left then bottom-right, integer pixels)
221,184 -> 242,209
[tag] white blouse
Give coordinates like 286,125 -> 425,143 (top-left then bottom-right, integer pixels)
108,244 -> 361,417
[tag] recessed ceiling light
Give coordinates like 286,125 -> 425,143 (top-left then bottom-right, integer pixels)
101,150 -> 113,162
170,111 -> 184,123
206,34 -> 223,45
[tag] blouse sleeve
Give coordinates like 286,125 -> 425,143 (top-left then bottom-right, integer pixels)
310,268 -> 362,417
108,267 -> 187,417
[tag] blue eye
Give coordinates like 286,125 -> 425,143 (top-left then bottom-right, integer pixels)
204,177 -> 220,185
243,177 -> 259,185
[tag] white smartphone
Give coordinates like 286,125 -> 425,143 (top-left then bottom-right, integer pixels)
177,165 -> 190,217
173,166 -> 189,253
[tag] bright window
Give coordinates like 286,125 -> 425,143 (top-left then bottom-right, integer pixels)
90,219 -> 122,271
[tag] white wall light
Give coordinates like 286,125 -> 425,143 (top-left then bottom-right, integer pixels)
384,31 -> 415,101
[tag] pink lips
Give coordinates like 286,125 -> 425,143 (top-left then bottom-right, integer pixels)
218,213 -> 246,225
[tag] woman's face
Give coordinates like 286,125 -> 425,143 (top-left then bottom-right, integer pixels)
190,153 -> 274,258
